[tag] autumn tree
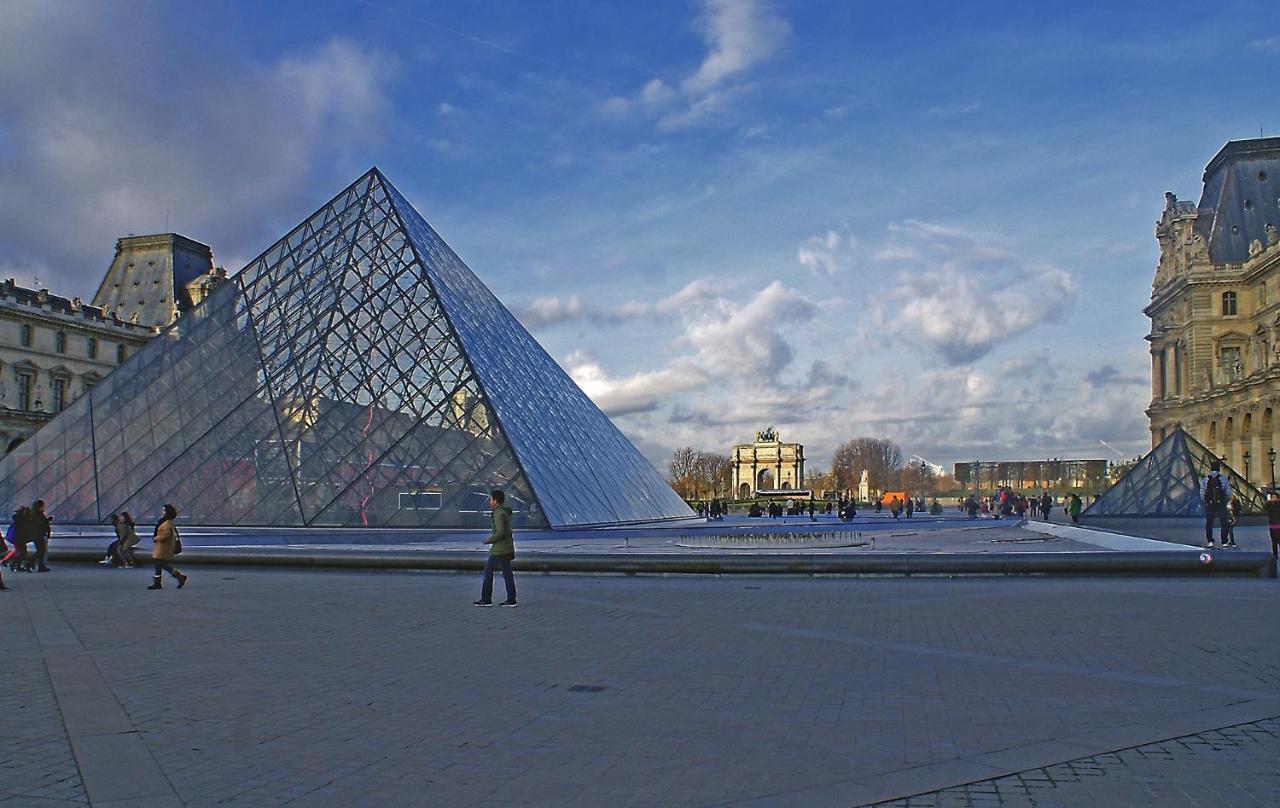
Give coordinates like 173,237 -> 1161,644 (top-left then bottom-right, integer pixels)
667,447 -> 731,499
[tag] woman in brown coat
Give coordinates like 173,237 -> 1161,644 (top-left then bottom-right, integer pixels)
148,503 -> 188,590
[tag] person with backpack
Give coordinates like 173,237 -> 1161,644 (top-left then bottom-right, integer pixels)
1200,460 -> 1231,548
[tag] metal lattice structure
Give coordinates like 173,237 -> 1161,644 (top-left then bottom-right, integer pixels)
0,169 -> 692,529
1084,426 -> 1263,517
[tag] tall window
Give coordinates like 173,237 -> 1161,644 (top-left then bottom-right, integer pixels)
52,378 -> 67,413
116,343 -> 125,363
55,331 -> 66,353
87,336 -> 98,359
1223,291 -> 1238,315
20,324 -> 32,347
16,371 -> 32,411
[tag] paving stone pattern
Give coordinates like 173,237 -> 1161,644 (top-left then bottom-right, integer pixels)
0,576 -> 89,805
1,567 -> 1277,806
881,717 -> 1280,807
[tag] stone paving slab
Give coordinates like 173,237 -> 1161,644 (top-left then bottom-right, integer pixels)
878,717 -> 1280,807
0,566 -> 1276,806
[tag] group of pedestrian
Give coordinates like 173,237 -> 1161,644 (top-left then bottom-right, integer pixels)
694,500 -> 726,520
959,490 -> 1077,522
0,502 -> 189,591
98,512 -> 142,567
2,499 -> 52,575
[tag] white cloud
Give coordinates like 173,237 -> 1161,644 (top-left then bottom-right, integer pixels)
681,0 -> 790,95
840,219 -> 1077,365
797,230 -> 855,278
511,276 -> 726,328
599,0 -> 789,128
684,280 -> 816,379
895,262 -> 1075,364
567,352 -> 710,416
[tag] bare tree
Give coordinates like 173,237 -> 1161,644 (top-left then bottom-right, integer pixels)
831,437 -> 905,493
668,446 -> 698,482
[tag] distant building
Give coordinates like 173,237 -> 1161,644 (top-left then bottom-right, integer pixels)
1146,137 -> 1280,479
953,459 -> 1106,493
730,427 -> 805,499
0,234 -> 226,453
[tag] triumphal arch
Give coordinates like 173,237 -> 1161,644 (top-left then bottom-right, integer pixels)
730,427 -> 805,499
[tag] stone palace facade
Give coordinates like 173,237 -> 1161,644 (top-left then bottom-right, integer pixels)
0,234 -> 225,453
1146,137 -> 1280,485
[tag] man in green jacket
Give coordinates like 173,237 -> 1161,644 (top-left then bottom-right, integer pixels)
475,489 -> 517,607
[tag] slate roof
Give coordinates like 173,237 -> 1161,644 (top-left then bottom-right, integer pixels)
1194,137 -> 1280,264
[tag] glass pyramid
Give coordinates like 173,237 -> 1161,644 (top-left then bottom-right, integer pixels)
0,169 -> 693,529
1084,426 -> 1263,517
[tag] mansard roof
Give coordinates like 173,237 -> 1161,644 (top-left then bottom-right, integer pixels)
1195,137 -> 1280,264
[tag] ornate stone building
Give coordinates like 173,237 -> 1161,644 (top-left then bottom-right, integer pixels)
729,427 -> 805,499
1146,138 -> 1280,484
0,234 -> 227,453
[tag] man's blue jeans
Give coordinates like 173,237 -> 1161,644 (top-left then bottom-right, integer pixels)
481,554 -> 516,603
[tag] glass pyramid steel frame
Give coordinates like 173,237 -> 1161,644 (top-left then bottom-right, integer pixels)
0,169 -> 693,529
1083,426 -> 1263,517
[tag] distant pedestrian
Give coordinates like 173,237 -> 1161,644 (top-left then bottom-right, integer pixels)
100,513 -> 125,567
905,498 -> 914,518
1265,490 -> 1280,561
1224,496 -> 1240,548
119,512 -> 141,567
147,504 -> 188,590
29,500 -> 52,572
474,489 -> 517,607
2,507 -> 26,572
1200,460 -> 1231,548
808,497 -> 816,521
1068,493 -> 1082,524
1039,492 -> 1052,520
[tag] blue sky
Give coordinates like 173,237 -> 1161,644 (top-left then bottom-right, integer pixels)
2,0 -> 1278,472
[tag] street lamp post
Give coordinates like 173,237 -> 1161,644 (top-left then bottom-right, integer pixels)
1269,447 -> 1277,491
1244,450 -> 1251,483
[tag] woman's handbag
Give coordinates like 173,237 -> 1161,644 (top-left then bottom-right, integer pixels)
172,526 -> 183,556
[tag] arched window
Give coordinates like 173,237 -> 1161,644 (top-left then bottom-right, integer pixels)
1226,416 -> 1235,444
1210,421 -> 1218,446
1244,412 -> 1253,440
1222,291 -> 1238,315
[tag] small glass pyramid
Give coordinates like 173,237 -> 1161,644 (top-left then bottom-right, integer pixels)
1084,426 -> 1264,517
0,169 -> 693,529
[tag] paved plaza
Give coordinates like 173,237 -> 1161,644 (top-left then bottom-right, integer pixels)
2,561 -> 1278,806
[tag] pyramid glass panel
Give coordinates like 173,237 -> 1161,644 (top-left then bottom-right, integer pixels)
1085,427 -> 1264,517
0,169 -> 691,528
